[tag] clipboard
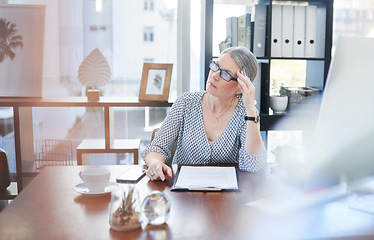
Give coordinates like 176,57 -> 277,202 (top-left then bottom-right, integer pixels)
171,165 -> 240,192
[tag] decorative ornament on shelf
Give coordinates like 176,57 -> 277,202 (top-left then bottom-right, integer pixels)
269,81 -> 288,114
78,48 -> 111,101
269,95 -> 288,114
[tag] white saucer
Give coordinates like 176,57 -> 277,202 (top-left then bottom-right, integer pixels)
73,182 -> 119,195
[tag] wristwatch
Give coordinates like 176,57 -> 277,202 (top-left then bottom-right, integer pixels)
245,115 -> 260,123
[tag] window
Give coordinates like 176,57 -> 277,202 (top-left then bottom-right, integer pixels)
0,0 -> 178,174
144,58 -> 154,62
333,0 -> 374,46
190,0 -> 202,92
144,27 -> 154,42
144,0 -> 154,11
270,60 -> 306,96
88,25 -> 107,31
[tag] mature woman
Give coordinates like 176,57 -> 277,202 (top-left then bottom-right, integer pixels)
142,46 -> 267,181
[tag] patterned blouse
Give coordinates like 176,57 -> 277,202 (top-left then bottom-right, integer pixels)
141,91 -> 267,172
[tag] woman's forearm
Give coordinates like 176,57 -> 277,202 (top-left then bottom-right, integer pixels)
244,121 -> 265,156
144,152 -> 165,166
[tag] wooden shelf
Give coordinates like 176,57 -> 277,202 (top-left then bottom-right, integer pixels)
0,97 -> 173,193
0,97 -> 173,108
259,114 -> 285,131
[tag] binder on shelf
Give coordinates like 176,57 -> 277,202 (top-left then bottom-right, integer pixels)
226,16 -> 238,47
238,14 -> 246,47
305,5 -> 317,57
226,17 -> 232,46
271,4 -> 282,57
281,5 -> 293,57
293,5 -> 306,57
253,4 -> 267,57
316,5 -> 326,58
245,13 -> 252,50
253,62 -> 262,109
250,21 -> 255,51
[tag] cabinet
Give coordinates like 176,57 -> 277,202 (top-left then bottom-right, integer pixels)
203,0 -> 333,131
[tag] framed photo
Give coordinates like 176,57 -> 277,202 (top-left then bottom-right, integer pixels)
139,63 -> 173,101
0,5 -> 45,97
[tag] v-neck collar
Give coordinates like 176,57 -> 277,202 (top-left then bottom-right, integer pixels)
198,92 -> 244,147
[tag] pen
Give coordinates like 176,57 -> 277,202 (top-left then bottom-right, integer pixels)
188,185 -> 222,191
241,66 -> 246,77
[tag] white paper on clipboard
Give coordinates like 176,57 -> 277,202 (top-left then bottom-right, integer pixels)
172,166 -> 239,191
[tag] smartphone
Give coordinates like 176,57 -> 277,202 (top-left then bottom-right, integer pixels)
116,168 -> 146,183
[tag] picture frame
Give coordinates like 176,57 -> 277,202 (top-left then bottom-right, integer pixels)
139,63 -> 173,101
0,4 -> 45,97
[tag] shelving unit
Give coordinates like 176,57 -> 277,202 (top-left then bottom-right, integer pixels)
203,0 -> 333,131
0,97 -> 172,193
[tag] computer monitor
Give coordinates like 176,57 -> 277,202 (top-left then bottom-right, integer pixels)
305,36 -> 374,189
246,37 -> 374,215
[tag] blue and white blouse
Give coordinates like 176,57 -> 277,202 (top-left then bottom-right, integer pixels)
141,91 -> 267,172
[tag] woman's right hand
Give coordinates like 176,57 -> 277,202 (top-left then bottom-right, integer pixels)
145,152 -> 173,181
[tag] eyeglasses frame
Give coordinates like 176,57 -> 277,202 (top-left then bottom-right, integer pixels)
208,60 -> 238,82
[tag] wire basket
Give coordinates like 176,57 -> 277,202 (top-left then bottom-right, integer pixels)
35,139 -> 73,170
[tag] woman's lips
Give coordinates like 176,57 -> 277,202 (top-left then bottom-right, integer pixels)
208,81 -> 217,88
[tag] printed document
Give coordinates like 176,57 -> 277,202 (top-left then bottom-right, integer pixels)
172,166 -> 239,191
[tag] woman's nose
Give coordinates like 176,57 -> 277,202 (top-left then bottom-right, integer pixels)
211,70 -> 220,80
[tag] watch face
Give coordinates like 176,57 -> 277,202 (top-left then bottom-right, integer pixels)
256,115 -> 260,123
245,116 -> 260,123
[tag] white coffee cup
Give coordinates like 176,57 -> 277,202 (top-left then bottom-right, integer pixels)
79,168 -> 110,193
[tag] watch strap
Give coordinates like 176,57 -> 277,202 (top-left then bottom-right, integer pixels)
244,115 -> 260,123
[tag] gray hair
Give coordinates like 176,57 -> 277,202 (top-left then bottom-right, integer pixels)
221,46 -> 258,82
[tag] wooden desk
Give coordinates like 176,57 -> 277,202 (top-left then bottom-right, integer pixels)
0,165 -> 373,240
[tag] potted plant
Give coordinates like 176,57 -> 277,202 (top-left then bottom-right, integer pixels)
218,37 -> 231,53
109,185 -> 141,231
269,81 -> 288,114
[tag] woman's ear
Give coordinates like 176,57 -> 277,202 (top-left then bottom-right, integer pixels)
236,84 -> 242,95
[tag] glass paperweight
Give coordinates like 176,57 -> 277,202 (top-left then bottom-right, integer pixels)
141,191 -> 171,225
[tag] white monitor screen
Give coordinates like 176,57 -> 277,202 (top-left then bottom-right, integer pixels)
306,36 -> 374,188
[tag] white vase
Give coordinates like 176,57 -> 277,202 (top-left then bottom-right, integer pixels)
269,96 -> 288,114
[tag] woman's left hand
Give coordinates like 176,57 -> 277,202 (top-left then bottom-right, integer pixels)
237,70 -> 257,116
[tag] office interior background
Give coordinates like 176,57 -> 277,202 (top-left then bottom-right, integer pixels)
0,0 -> 373,176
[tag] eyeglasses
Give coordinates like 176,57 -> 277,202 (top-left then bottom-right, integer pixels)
209,60 -> 237,82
